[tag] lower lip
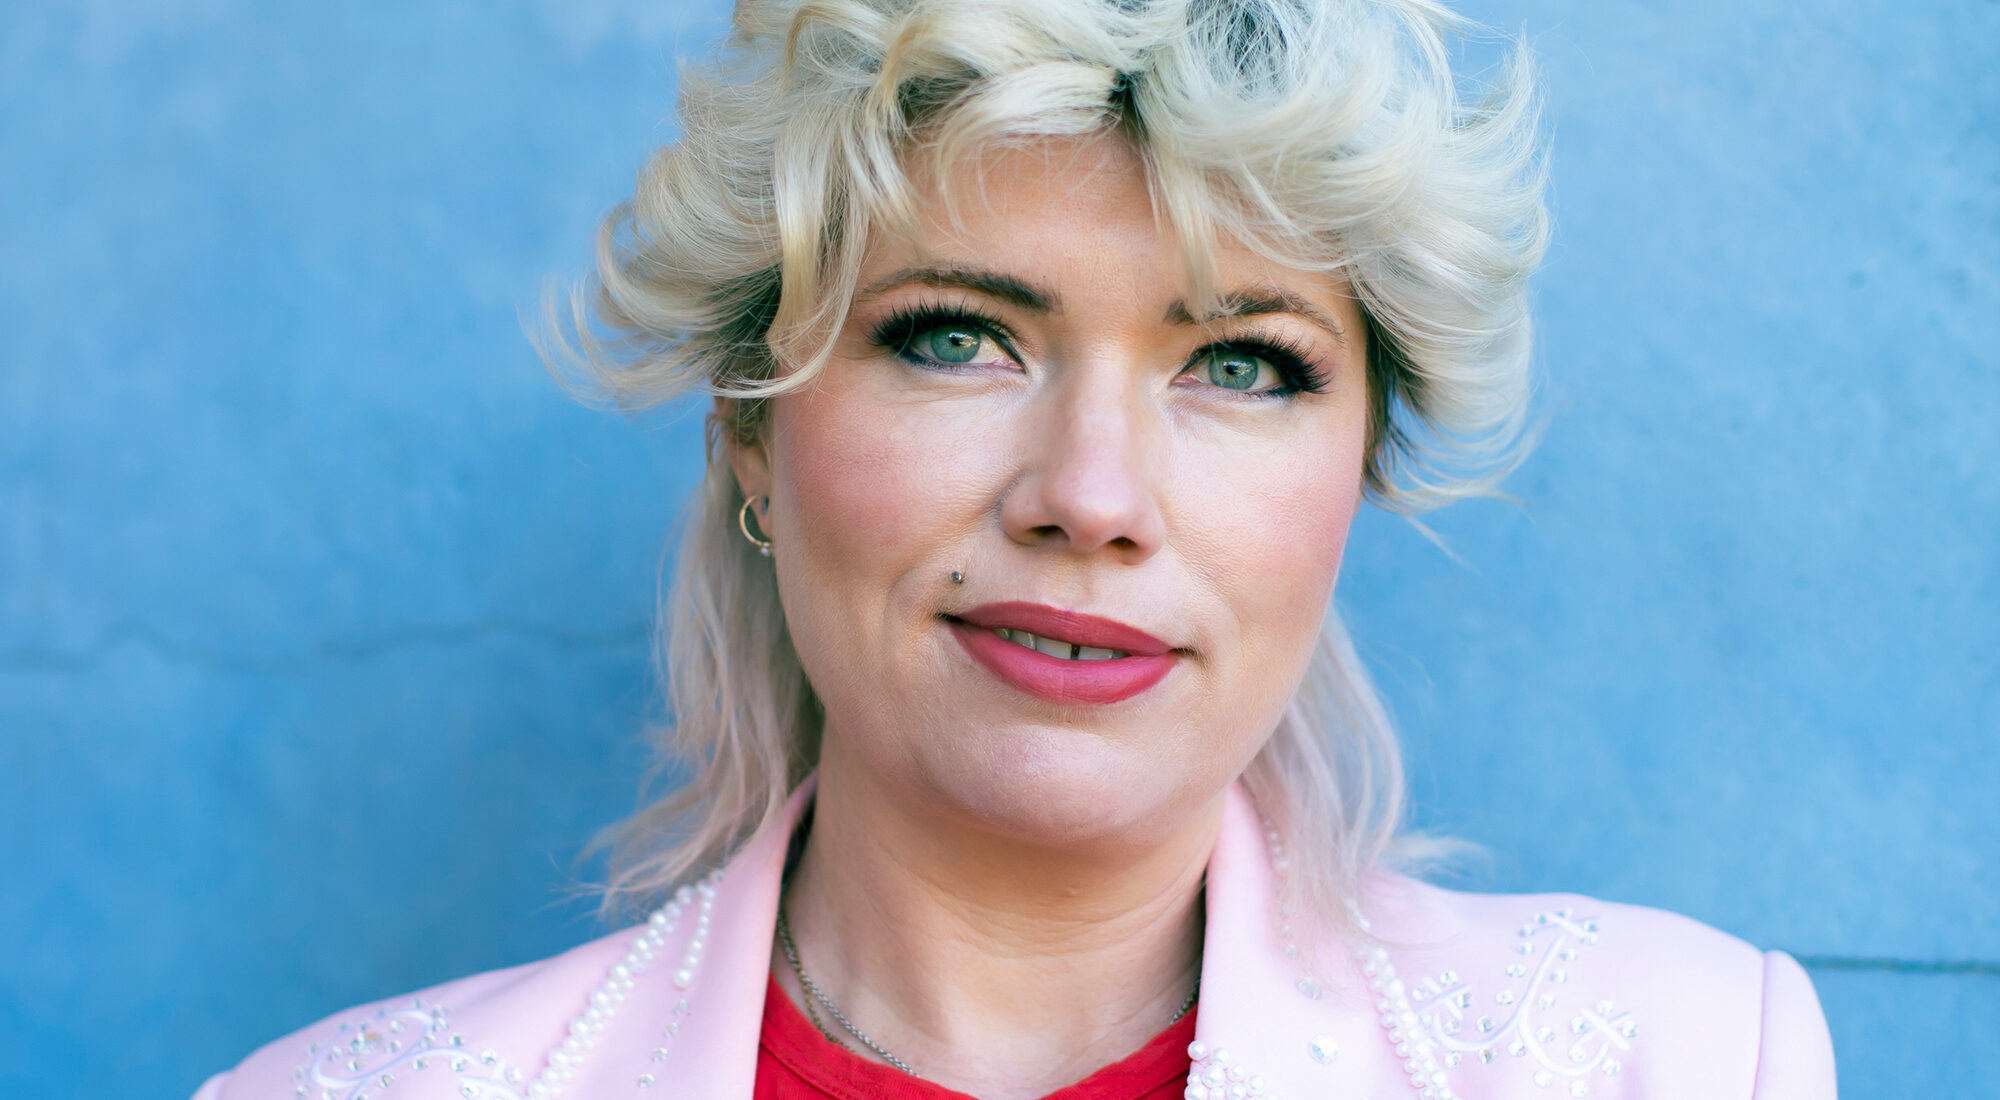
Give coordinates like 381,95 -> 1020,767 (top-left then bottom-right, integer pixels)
948,621 -> 1177,705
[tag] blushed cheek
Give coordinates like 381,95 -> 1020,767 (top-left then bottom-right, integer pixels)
1294,460 -> 1364,593
770,386 -> 914,622
764,366 -> 988,658
1263,484 -> 1357,624
1207,430 -> 1365,685
780,403 -> 900,559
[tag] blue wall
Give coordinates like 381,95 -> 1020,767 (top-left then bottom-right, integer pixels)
1,1 -> 1992,1095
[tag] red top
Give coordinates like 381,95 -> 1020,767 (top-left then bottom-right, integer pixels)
754,976 -> 1197,1100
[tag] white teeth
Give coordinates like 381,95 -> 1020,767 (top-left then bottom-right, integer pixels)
990,628 -> 1128,661
996,627 -> 1038,651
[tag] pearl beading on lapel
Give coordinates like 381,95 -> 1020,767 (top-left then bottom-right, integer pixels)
1185,1041 -> 1274,1100
284,871 -> 727,1099
1357,943 -> 1460,1100
619,872 -> 722,1091
1250,818 -> 1639,1098
1262,822 -> 1329,1004
1360,907 -> 1637,1098
527,869 -> 723,1097
291,1000 -> 531,1100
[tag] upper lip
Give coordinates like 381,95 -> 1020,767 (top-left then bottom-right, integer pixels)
951,602 -> 1174,657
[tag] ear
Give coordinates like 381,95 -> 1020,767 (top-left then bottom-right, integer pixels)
718,396 -> 774,513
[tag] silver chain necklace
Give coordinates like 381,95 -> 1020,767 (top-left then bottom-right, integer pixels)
775,900 -> 1200,1079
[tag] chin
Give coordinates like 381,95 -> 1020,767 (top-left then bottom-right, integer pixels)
922,722 -> 1210,849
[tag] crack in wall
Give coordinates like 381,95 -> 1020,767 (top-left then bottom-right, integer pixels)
0,617 -> 652,676
1795,955 -> 2000,978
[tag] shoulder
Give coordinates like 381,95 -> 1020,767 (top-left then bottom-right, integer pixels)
190,920 -> 644,1100
191,868 -> 764,1100
1353,875 -> 1836,1098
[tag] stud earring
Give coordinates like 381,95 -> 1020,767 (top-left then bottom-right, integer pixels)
738,495 -> 772,556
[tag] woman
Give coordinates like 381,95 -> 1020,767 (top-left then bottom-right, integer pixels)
196,0 -> 1837,1097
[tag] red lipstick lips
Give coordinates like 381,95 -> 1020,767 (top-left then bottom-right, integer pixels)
949,601 -> 1178,705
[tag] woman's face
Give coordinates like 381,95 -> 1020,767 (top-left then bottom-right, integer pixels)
731,135 -> 1372,848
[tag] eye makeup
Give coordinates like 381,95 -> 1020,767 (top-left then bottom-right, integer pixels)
1186,332 -> 1331,398
868,301 -> 1020,369
864,297 -> 1335,399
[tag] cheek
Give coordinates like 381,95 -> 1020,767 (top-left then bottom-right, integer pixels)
775,390 -> 918,569
765,367 -> 994,657
1179,416 -> 1366,674
1278,449 -> 1364,594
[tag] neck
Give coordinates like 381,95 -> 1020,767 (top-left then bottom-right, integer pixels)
774,745 -> 1218,1100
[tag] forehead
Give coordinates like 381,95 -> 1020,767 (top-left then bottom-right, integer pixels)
847,135 -> 1363,349
869,133 -> 1342,312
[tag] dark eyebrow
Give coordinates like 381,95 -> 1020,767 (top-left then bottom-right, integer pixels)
1165,287 -> 1348,347
858,264 -> 1061,314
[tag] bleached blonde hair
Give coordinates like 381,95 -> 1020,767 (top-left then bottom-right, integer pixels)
549,0 -> 1548,960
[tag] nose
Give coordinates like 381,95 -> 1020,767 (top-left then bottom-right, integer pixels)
999,368 -> 1167,562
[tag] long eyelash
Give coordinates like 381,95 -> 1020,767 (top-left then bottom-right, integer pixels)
867,301 -> 1015,366
1202,333 -> 1332,398
869,303 -> 1330,398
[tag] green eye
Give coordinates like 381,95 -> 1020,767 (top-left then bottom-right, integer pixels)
914,324 -> 990,364
1202,349 -> 1271,391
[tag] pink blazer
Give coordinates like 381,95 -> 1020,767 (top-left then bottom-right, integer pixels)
195,784 -> 1836,1099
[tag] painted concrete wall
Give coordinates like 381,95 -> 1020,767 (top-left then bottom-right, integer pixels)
1,1 -> 1992,1095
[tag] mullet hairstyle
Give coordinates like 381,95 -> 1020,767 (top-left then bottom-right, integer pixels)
545,0 -> 1548,971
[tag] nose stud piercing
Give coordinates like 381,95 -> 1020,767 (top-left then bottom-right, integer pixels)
950,571 -> 964,585
738,495 -> 773,556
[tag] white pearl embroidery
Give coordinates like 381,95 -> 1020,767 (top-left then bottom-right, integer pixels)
294,1000 -> 531,1100
288,870 -> 723,1099
1185,1042 -> 1278,1100
1358,907 -> 1637,1097
1355,943 -> 1459,1100
1261,822 -> 1326,1005
604,872 -> 721,1093
1253,819 -> 1637,1097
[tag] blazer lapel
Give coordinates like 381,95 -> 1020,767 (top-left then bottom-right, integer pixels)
1191,784 -> 1400,1098
651,782 -> 811,1099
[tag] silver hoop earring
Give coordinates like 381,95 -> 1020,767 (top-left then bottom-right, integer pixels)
738,495 -> 772,556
